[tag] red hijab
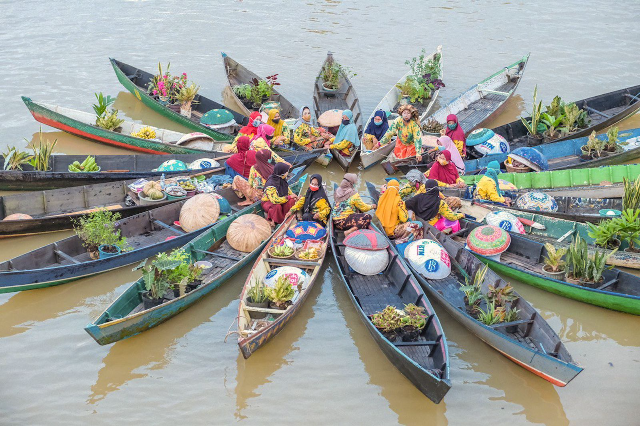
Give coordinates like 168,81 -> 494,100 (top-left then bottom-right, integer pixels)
445,114 -> 466,155
428,150 -> 459,184
239,111 -> 262,137
226,136 -> 256,178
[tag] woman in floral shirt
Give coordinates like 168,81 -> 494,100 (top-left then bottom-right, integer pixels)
332,173 -> 377,236
376,104 -> 423,162
233,149 -> 279,206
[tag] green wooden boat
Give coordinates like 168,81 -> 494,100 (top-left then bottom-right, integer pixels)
84,175 -> 307,345
459,200 -> 640,269
460,163 -> 640,198
457,219 -> 640,315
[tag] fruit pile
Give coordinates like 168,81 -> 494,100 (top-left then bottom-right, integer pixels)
68,156 -> 100,172
271,244 -> 294,258
131,126 -> 157,139
142,181 -> 164,200
179,180 -> 196,191
422,118 -> 444,134
297,247 -> 320,260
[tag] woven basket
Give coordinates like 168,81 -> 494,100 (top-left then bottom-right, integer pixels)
268,245 -> 294,259
294,246 -> 325,261
505,163 -> 531,173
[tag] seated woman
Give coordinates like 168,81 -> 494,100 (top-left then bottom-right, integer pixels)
405,179 -> 464,233
475,167 -> 512,206
233,149 -> 274,206
225,111 -> 262,153
441,114 -> 466,157
261,162 -> 298,225
431,135 -> 465,175
376,104 -> 423,162
329,110 -> 359,156
289,174 -> 331,225
293,106 -> 332,150
266,108 -> 290,147
225,136 -> 256,179
399,170 -> 428,199
362,110 -> 388,151
251,124 -> 286,164
376,180 -> 423,244
332,173 -> 376,236
425,150 -> 466,188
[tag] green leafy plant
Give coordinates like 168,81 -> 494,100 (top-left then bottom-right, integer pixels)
520,86 -> 544,137
248,278 -> 269,303
142,256 -> 180,300
232,83 -> 253,100
460,264 -> 488,312
175,83 -> 200,105
566,235 -> 616,284
72,209 -> 129,254
604,126 -> 620,151
401,303 -> 427,330
576,109 -> 591,129
545,96 -> 564,117
615,209 -> 640,252
406,50 -> 441,81
623,176 -> 640,211
582,131 -> 604,157
2,146 -> 32,171
543,243 -> 568,272
320,57 -> 356,90
504,308 -> 520,323
371,305 -> 404,333
540,113 -> 566,140
476,300 -> 503,326
93,92 -> 116,117
26,128 -> 57,171
487,283 -> 517,307
588,220 -> 621,249
265,274 -> 295,309
562,103 -> 581,132
96,109 -> 125,131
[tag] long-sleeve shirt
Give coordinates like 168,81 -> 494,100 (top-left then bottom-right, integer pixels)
262,186 -> 294,204
475,176 -> 506,203
399,182 -> 426,200
329,137 -> 353,156
291,197 -> 331,224
248,166 -> 266,190
405,197 -> 464,225
424,169 -> 466,187
250,138 -> 284,163
293,123 -> 322,147
379,117 -> 422,152
333,194 -> 373,220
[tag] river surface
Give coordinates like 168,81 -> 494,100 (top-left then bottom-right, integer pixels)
1,1 -> 640,425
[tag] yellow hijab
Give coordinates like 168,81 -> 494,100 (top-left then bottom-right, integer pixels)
267,109 -> 285,137
376,180 -> 402,236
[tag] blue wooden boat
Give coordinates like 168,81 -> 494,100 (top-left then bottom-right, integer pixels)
328,217 -> 451,403
84,173 -> 308,345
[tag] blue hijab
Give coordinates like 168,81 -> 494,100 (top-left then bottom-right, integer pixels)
484,167 -> 503,197
334,110 -> 360,147
364,110 -> 389,141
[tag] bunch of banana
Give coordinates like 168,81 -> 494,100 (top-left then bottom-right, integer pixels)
271,244 -> 294,257
68,156 -> 100,172
298,248 -> 320,260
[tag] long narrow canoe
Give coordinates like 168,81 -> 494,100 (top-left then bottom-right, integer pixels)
311,52 -> 363,171
84,174 -> 308,345
463,127 -> 640,175
420,225 -> 583,386
0,153 -> 229,191
360,46 -> 443,169
23,97 -> 230,155
329,218 -> 451,403
427,54 -> 529,132
221,52 -> 299,119
0,151 -> 319,238
0,197 -> 220,293
458,200 -> 640,270
237,215 -> 329,358
110,58 -> 248,141
458,219 -> 640,315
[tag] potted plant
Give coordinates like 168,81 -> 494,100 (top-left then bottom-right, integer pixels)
561,102 -> 581,134
576,109 -> 591,129
486,282 -> 517,307
615,209 -> 640,253
371,305 -> 404,341
541,112 -> 566,142
580,131 -> 604,160
503,308 -> 521,333
520,86 -> 544,145
72,209 -> 129,259
587,220 -> 621,249
232,84 -> 254,109
265,275 -> 295,310
147,62 -> 173,103
320,57 -> 348,94
400,303 -> 427,341
623,176 -> 640,211
476,300 -> 503,326
141,256 -> 180,309
2,146 -> 32,171
604,127 -> 621,153
565,235 -> 616,287
24,128 -> 57,172
175,83 -> 200,118
246,278 -> 269,319
541,243 -> 568,280
459,264 -> 488,316
93,92 -> 124,131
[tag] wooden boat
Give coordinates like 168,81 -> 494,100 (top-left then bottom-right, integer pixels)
0,153 -> 230,191
0,197 -> 222,293
458,200 -> 640,270
221,52 -> 299,119
0,151 -> 320,238
84,174 -> 308,345
427,54 -> 529,132
237,216 -> 329,358
110,58 -> 248,141
23,97 -> 231,155
418,225 -> 583,386
311,52 -> 363,171
456,219 -> 640,315
328,218 -> 451,403
359,46 -> 443,169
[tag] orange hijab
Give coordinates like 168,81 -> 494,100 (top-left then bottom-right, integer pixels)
376,180 -> 402,236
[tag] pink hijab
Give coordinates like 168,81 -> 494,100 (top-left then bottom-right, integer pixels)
438,135 -> 465,174
334,173 -> 358,204
251,124 -> 275,146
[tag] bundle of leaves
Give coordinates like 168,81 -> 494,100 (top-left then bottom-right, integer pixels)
93,92 -> 124,131
371,305 -> 404,333
72,209 -> 128,254
265,274 -> 295,309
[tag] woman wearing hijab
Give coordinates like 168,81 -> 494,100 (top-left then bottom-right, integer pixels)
475,167 -> 512,205
425,150 -> 466,188
399,169 -> 428,199
250,124 -> 286,163
225,136 -> 257,179
332,173 -> 376,236
405,180 -> 464,232
441,114 -> 466,157
262,162 -> 298,224
293,106 -> 332,150
289,174 -> 331,225
376,104 -> 423,162
433,135 -> 465,175
375,180 -> 422,244
328,110 -> 360,156
233,149 -> 275,206
362,110 -> 389,151
225,111 -> 263,153
266,108 -> 290,146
